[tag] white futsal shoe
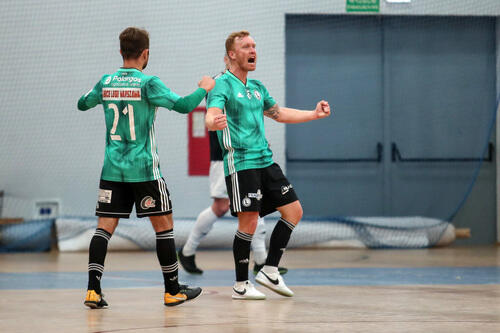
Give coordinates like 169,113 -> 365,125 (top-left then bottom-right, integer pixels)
232,280 -> 266,300
255,269 -> 294,297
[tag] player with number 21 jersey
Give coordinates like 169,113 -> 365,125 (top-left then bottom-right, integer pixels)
79,68 -> 181,182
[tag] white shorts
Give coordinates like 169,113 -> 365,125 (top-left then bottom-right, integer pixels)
209,161 -> 228,199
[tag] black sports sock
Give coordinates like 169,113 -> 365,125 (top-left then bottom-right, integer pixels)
265,218 -> 295,267
156,229 -> 180,295
88,228 -> 112,294
233,230 -> 253,282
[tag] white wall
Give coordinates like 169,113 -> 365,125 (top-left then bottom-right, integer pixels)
0,0 -> 498,219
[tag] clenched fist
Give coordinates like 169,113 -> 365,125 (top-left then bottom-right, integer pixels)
213,114 -> 227,130
315,100 -> 331,119
198,76 -> 216,92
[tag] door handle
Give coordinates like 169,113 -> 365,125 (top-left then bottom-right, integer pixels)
391,142 -> 494,163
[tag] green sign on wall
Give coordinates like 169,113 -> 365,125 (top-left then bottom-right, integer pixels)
346,0 -> 380,12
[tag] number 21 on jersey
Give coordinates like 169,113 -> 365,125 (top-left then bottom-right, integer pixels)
107,103 -> 136,141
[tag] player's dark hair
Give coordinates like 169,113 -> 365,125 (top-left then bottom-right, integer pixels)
225,30 -> 250,55
119,27 -> 149,60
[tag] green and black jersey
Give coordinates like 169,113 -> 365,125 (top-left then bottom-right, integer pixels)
207,71 -> 276,176
78,68 -> 180,182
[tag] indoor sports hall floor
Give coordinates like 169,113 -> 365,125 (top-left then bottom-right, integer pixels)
0,247 -> 499,332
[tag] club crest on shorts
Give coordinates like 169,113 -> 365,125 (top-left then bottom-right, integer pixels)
242,197 -> 251,207
281,184 -> 293,195
140,196 -> 156,209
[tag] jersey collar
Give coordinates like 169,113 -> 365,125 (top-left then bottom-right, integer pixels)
119,67 -> 142,72
227,70 -> 248,87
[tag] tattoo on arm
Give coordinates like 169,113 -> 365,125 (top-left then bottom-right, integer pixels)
264,104 -> 280,120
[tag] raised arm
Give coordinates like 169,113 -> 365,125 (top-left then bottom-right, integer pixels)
264,100 -> 331,123
171,76 -> 215,114
171,88 -> 208,114
148,76 -> 215,113
205,107 -> 227,131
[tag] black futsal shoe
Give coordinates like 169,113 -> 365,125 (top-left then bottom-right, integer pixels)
84,290 -> 108,309
179,284 -> 202,300
178,250 -> 203,274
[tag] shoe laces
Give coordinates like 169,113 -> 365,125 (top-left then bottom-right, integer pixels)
245,280 -> 257,289
234,280 -> 253,291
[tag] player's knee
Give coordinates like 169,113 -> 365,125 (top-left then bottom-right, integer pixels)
281,201 -> 303,224
237,212 -> 260,234
97,217 -> 119,234
213,207 -> 227,217
149,214 -> 173,232
294,202 -> 303,222
212,199 -> 230,217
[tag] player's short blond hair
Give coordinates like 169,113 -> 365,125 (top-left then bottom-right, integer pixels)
225,30 -> 250,55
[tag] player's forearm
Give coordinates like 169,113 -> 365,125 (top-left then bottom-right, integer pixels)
171,88 -> 207,114
205,112 -> 218,131
205,107 -> 225,131
269,106 -> 316,123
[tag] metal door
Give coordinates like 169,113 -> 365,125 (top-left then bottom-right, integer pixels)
285,15 -> 496,243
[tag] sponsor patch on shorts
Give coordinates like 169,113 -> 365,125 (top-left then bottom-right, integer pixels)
248,189 -> 263,200
140,196 -> 156,209
281,184 -> 293,195
98,189 -> 112,203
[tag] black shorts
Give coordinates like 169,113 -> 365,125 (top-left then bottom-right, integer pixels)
225,163 -> 298,217
95,178 -> 172,218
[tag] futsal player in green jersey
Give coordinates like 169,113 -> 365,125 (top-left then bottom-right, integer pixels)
206,30 -> 331,299
77,27 -> 215,308
179,56 -> 288,277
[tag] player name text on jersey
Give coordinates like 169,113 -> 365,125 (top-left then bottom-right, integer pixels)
102,88 -> 141,101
